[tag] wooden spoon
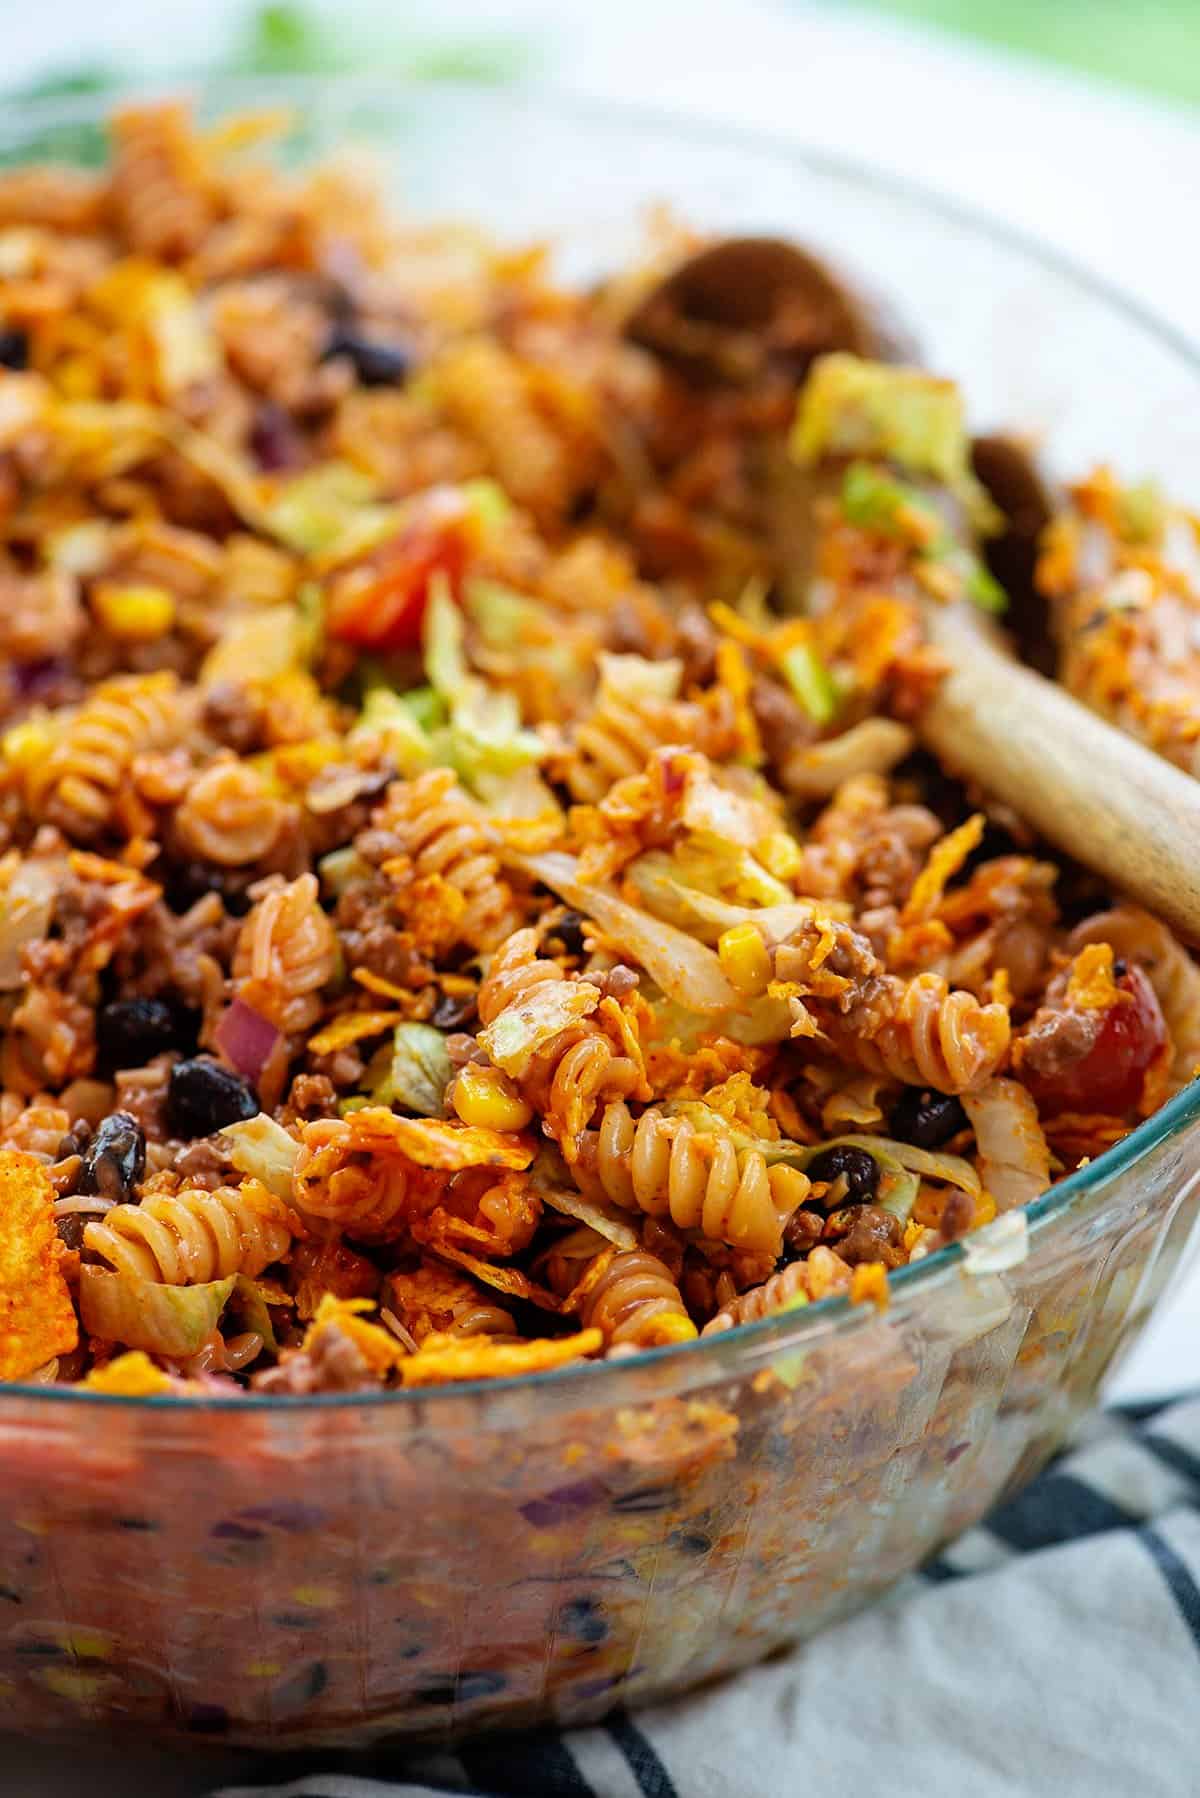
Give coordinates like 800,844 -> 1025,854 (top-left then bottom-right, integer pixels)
623,235 -> 914,384
918,602 -> 1200,945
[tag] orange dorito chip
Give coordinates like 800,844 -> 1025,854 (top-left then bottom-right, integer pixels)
306,1009 -> 405,1055
82,1350 -> 173,1397
303,1295 -> 405,1375
0,1150 -> 78,1380
417,1236 -> 561,1311
398,1327 -> 602,1386
345,1108 -> 534,1172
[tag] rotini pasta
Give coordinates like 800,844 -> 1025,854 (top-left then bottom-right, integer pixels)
580,1103 -> 810,1256
372,769 -> 524,953
578,1249 -> 697,1348
84,1183 -> 295,1284
26,672 -> 184,842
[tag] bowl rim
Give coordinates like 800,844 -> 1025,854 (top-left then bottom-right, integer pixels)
4,75 -> 1200,1412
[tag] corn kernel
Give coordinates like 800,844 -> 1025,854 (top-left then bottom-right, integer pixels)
452,1063 -> 533,1132
718,923 -> 772,997
92,582 -> 176,642
2,718 -> 54,770
645,1313 -> 699,1347
757,831 -> 803,881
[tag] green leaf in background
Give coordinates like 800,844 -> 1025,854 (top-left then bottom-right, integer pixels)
846,0 -> 1200,111
3,1 -> 528,128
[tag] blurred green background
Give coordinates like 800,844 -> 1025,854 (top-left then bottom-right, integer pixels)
13,0 -> 1200,113
854,0 -> 1200,109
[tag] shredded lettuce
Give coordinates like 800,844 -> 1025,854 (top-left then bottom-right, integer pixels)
596,652 -> 682,704
512,850 -> 741,1015
792,354 -> 999,530
350,686 -> 434,777
365,1022 -> 452,1116
840,461 -> 1007,614
79,1268 -> 236,1357
222,1112 -> 300,1199
780,639 -> 839,725
423,576 -> 544,787
227,1274 -> 280,1359
263,462 -> 400,558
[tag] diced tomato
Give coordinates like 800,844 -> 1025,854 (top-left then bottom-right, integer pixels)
1027,964 -> 1167,1116
325,497 -> 468,653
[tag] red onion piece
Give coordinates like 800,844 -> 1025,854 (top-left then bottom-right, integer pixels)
214,998 -> 280,1084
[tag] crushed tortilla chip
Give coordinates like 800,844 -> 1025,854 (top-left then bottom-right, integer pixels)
849,1261 -> 890,1311
419,1236 -> 561,1310
902,813 -> 985,925
303,1294 -> 405,1375
1066,942 -> 1128,1011
307,1009 -> 405,1055
82,1350 -> 174,1397
398,1327 -> 603,1386
344,1107 -> 533,1171
0,1151 -> 78,1381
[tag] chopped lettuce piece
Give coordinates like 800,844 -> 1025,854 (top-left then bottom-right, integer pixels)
780,639 -> 839,725
227,1274 -> 280,1359
424,576 -> 543,787
79,1269 -> 237,1357
350,686 -> 434,777
793,354 -> 999,529
263,462 -> 399,558
222,1112 -> 300,1199
366,1022 -> 453,1116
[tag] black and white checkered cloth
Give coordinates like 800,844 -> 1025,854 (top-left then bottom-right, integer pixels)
216,1393 -> 1200,1798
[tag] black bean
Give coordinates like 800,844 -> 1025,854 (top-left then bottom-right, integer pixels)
432,990 -> 477,1031
1113,959 -> 1128,979
96,997 -> 183,1072
0,329 -> 28,370
550,910 -> 587,958
162,861 -> 252,916
0,1585 -> 21,1604
805,1144 -> 879,1206
888,1087 -> 968,1150
323,322 -> 412,387
166,1059 -> 258,1138
79,1112 -> 145,1200
555,1597 -> 608,1644
114,1515 -> 158,1533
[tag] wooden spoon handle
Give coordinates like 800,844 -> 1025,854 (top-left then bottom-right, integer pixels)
919,604 -> 1200,945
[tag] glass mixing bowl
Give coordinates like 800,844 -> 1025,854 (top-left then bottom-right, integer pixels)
3,80 -> 1200,1751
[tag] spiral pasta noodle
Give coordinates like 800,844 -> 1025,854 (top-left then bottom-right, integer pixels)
581,1103 -> 809,1256
838,973 -> 1012,1095
292,1118 -> 438,1242
174,760 -> 287,866
477,932 -> 644,1146
564,661 -> 734,803
701,1247 -> 854,1335
579,1250 -> 697,1349
83,1184 -> 294,1284
373,769 -> 524,953
27,672 -> 183,842
232,873 -> 339,1038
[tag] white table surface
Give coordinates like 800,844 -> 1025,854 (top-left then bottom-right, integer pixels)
4,2 -> 1200,1788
